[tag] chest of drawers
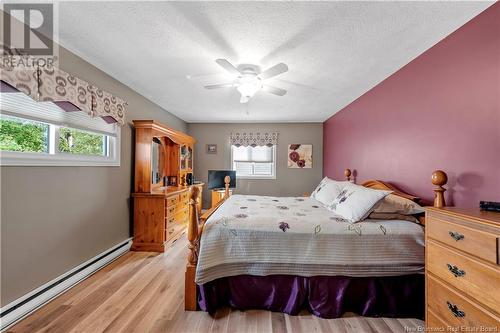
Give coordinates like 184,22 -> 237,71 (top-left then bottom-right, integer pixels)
425,208 -> 500,331
132,184 -> 203,252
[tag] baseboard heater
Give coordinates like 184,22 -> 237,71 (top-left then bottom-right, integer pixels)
0,238 -> 132,331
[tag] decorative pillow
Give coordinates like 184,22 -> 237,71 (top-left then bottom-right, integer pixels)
368,212 -> 419,224
311,177 -> 329,198
373,194 -> 424,215
311,177 -> 348,206
326,183 -> 391,222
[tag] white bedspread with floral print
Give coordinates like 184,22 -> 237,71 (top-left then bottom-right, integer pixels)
195,195 -> 424,284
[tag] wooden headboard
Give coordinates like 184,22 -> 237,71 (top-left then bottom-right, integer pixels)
344,168 -> 448,207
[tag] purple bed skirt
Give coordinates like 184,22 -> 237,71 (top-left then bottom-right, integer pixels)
198,274 -> 424,319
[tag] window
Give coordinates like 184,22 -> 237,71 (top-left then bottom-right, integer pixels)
0,116 -> 49,153
59,127 -> 107,156
231,145 -> 276,179
0,93 -> 120,166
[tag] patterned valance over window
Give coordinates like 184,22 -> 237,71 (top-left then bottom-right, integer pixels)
230,132 -> 279,147
0,65 -> 126,125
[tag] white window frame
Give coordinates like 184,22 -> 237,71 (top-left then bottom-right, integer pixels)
231,145 -> 276,180
0,113 -> 121,167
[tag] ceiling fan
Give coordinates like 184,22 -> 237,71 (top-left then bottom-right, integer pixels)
205,59 -> 288,103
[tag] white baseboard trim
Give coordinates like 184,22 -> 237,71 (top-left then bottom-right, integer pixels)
0,238 -> 132,331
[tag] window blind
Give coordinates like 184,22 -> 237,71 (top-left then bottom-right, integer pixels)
232,145 -> 273,163
0,93 -> 117,136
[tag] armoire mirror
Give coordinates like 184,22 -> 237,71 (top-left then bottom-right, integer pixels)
151,137 -> 163,185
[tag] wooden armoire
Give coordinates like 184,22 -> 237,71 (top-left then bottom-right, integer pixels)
131,120 -> 203,252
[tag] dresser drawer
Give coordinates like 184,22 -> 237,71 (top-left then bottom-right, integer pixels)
426,308 -> 449,331
166,204 -> 177,216
166,195 -> 179,207
175,207 -> 189,223
427,216 -> 499,264
166,220 -> 185,241
180,191 -> 189,203
427,240 -> 500,312
175,201 -> 186,213
427,274 -> 500,328
166,215 -> 175,225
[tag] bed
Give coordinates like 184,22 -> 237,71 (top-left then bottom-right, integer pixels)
184,169 -> 449,319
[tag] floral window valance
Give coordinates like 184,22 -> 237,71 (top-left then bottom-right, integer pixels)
230,132 -> 279,147
0,65 -> 126,125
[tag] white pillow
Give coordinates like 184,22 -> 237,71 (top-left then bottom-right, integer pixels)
311,177 -> 348,206
326,183 -> 392,222
310,177 -> 330,201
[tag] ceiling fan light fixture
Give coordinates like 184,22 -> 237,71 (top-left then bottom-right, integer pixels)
239,95 -> 250,103
236,76 -> 262,103
206,59 -> 288,103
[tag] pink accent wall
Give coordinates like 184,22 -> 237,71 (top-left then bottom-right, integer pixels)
323,3 -> 499,207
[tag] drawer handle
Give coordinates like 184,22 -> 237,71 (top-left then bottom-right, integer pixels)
447,264 -> 466,277
446,301 -> 465,318
448,231 -> 464,241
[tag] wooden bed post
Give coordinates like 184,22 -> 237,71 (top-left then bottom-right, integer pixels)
184,176 -> 231,311
344,169 -> 352,181
431,170 -> 448,208
185,186 -> 200,311
223,175 -> 231,199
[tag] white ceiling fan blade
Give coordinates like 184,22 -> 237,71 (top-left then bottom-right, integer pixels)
259,63 -> 288,80
263,85 -> 287,96
204,83 -> 234,89
215,59 -> 241,75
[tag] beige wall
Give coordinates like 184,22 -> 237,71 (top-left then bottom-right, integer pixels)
0,46 -> 186,306
187,123 -> 323,209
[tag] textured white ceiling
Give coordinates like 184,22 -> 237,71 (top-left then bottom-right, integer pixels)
58,1 -> 493,123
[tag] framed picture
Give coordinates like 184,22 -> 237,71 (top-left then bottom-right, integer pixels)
288,144 -> 312,168
206,144 -> 217,154
167,176 -> 177,186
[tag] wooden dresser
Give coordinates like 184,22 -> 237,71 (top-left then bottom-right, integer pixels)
425,208 -> 500,331
132,185 -> 202,252
131,120 -> 203,252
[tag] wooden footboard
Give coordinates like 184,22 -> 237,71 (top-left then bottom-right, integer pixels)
184,170 -> 448,311
185,176 -> 230,310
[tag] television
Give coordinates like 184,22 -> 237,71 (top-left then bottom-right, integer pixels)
208,170 -> 236,189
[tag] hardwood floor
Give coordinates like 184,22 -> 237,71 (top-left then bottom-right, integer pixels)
8,235 -> 424,333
